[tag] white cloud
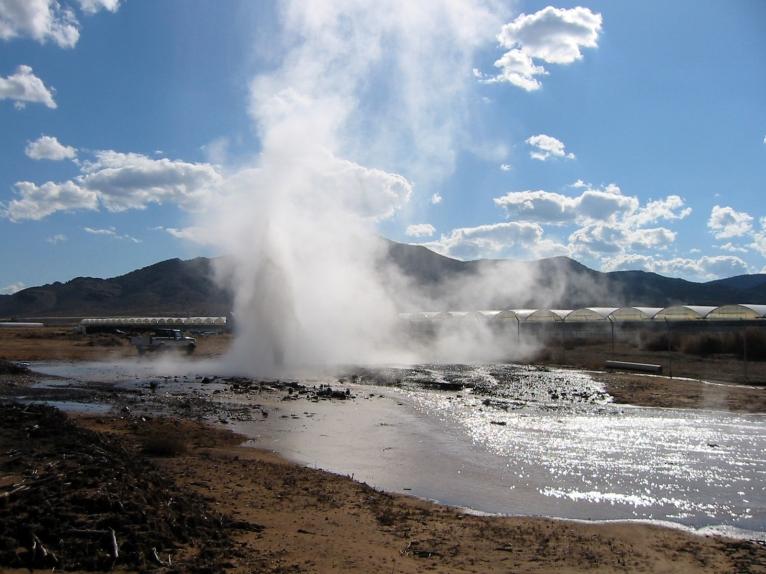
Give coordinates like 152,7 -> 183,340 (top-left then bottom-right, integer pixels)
423,221 -> 568,260
526,134 -> 574,161
707,205 -> 753,239
499,163 -> 512,172
83,226 -> 140,242
431,192 -> 443,205
79,150 -> 224,212
0,0 -> 79,47
405,223 -> 436,238
3,180 -> 98,221
750,231 -> 766,257
603,254 -> 750,280
482,48 -> 547,91
628,195 -> 692,226
494,185 -> 637,224
25,134 -> 76,160
719,242 -> 748,254
0,65 -> 56,109
4,150 -> 226,220
0,0 -> 120,47
164,226 -> 212,245
493,183 -> 691,259
0,281 -> 25,295
77,0 -> 120,14
569,224 -> 676,256
481,6 -> 602,90
46,233 -> 67,244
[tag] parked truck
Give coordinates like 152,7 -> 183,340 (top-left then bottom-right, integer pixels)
131,329 -> 196,355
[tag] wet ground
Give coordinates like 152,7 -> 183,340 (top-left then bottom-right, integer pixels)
13,359 -> 766,542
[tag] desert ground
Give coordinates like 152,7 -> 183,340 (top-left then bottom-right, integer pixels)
1,326 -> 766,572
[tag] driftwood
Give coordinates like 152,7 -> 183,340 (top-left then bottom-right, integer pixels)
31,533 -> 58,564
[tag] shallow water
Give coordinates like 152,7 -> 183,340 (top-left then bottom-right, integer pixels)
31,360 -> 766,539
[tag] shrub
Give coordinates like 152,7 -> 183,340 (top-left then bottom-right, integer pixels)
140,433 -> 187,457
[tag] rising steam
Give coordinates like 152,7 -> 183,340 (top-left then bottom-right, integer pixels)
195,0 -> 554,376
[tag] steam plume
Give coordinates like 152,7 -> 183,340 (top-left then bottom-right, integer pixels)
199,0 -> 533,375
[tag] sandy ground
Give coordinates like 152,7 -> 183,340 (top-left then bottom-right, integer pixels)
2,401 -> 764,573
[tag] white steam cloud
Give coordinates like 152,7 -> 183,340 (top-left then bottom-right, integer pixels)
195,0 -> 553,376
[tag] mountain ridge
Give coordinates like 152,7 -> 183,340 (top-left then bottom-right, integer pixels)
1,241 -> 764,318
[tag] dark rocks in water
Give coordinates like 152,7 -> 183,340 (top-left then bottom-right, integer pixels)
490,420 -> 507,426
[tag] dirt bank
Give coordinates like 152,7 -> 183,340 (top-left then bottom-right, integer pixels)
599,372 -> 766,413
0,403 -> 763,573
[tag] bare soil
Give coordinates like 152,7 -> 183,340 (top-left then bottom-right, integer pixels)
0,327 -> 230,361
596,372 -> 766,412
532,340 -> 766,385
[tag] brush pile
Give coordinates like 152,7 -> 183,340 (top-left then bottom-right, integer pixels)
0,403 -> 260,571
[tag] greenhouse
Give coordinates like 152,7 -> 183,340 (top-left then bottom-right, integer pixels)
653,306 -> 717,321
524,309 -> 573,322
566,307 -> 618,322
706,304 -> 766,321
609,307 -> 663,321
79,317 -> 227,332
397,304 -> 766,325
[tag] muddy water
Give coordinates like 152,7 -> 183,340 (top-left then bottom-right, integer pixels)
31,360 -> 766,539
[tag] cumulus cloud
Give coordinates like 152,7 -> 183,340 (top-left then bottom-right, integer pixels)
0,0 -> 78,47
719,242 -> 748,254
480,6 -> 602,90
628,195 -> 692,226
0,65 -> 56,109
570,224 -> 676,255
3,150 -> 223,220
526,134 -> 574,161
46,233 -> 67,244
493,184 -> 638,224
0,281 -> 25,295
79,150 -> 224,212
0,0 -> 120,47
751,231 -> 766,258
431,192 -> 443,205
425,221 -> 542,259
492,182 -> 692,260
25,134 -> 76,160
83,226 -> 140,242
423,221 -> 568,260
3,180 -> 98,221
77,0 -> 120,14
499,163 -> 512,171
708,204 -> 753,239
603,254 -> 750,281
405,223 -> 436,238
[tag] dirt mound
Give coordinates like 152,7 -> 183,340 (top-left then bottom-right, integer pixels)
0,403 -> 260,571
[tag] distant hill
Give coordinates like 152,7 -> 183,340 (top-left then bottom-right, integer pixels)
0,257 -> 231,318
1,240 -> 765,318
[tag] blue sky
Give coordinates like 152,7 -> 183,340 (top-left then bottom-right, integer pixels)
1,0 -> 765,294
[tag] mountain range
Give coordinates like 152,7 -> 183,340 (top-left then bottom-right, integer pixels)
2,240 -> 765,318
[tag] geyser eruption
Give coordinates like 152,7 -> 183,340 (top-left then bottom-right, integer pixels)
199,0 -> 526,376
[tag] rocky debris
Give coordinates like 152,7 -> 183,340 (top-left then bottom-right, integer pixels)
0,360 -> 29,375
0,403 -> 261,572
